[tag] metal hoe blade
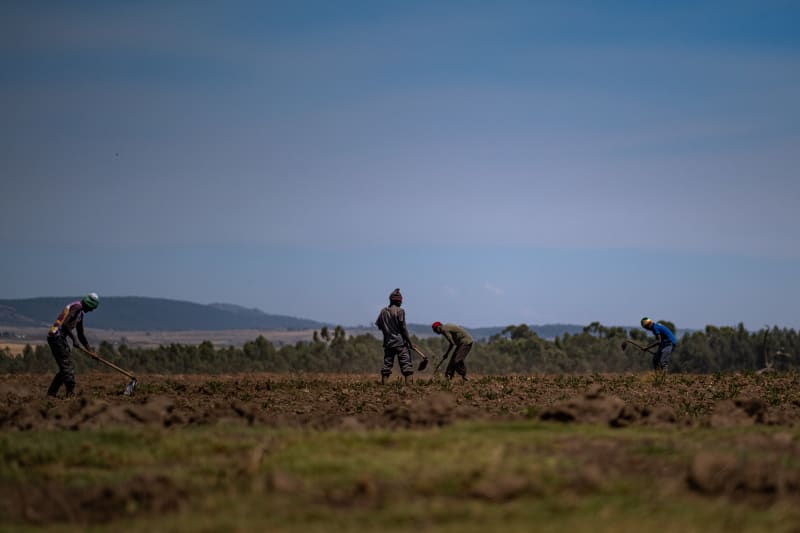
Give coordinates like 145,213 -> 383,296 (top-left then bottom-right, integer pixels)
124,378 -> 138,396
76,345 -> 138,395
411,345 -> 429,371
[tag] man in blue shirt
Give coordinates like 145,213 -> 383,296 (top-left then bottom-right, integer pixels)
641,317 -> 677,372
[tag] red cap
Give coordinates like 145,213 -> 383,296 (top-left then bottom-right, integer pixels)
431,321 -> 442,331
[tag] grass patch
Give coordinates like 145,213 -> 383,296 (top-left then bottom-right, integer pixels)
2,421 -> 800,531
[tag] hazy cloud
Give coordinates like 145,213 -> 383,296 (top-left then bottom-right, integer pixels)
2,2 -> 799,328
484,284 -> 505,296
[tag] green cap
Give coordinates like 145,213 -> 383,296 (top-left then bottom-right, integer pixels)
82,292 -> 99,310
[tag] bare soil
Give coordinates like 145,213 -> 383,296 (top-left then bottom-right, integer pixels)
2,372 -> 799,431
3,373 -> 800,529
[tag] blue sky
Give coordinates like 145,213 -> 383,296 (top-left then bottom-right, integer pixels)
1,1 -> 799,330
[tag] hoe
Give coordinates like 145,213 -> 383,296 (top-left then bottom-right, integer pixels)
411,345 -> 429,371
620,339 -> 656,354
411,345 -> 449,374
432,353 -> 450,375
424,348 -> 450,375
77,345 -> 138,395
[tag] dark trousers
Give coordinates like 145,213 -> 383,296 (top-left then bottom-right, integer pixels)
445,343 -> 473,378
381,345 -> 413,377
47,335 -> 76,396
652,344 -> 673,372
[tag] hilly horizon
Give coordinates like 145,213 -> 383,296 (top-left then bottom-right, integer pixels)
0,296 -> 327,332
0,296 -> 597,339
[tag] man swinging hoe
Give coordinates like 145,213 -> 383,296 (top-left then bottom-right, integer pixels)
431,321 -> 474,381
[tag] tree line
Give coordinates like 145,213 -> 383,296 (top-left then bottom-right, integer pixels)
1,322 -> 798,375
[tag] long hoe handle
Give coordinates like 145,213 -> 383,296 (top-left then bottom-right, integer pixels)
433,354 -> 449,374
623,340 -> 659,356
623,339 -> 652,351
76,345 -> 136,380
410,345 -> 428,359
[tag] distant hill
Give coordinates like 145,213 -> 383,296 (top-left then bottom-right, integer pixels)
0,297 -> 692,339
405,323 -> 587,340
0,297 -> 327,331
466,324 -> 589,340
406,324 -> 693,340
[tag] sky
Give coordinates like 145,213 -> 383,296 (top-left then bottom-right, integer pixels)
1,1 -> 799,330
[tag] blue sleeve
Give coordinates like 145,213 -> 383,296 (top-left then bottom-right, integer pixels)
654,324 -> 677,344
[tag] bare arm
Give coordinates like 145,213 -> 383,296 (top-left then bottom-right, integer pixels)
440,330 -> 456,358
646,334 -> 661,351
399,309 -> 413,347
76,320 -> 91,351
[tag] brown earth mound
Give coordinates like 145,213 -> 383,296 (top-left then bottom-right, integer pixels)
705,396 -> 794,427
383,391 -> 476,428
3,475 -> 186,525
538,384 -> 679,427
687,451 -> 800,503
539,384 -> 627,425
2,373 -> 800,431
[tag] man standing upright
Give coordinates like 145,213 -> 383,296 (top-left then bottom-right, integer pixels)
431,321 -> 474,381
640,317 -> 677,372
46,293 -> 100,397
375,288 -> 414,384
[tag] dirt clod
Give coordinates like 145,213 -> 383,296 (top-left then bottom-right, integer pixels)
540,389 -> 626,425
470,474 -> 529,501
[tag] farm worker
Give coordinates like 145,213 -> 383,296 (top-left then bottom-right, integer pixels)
431,322 -> 474,381
375,288 -> 414,384
640,317 -> 677,372
46,293 -> 99,397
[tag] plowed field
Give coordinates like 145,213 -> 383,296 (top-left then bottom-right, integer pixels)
2,372 -> 800,532
3,372 -> 800,430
